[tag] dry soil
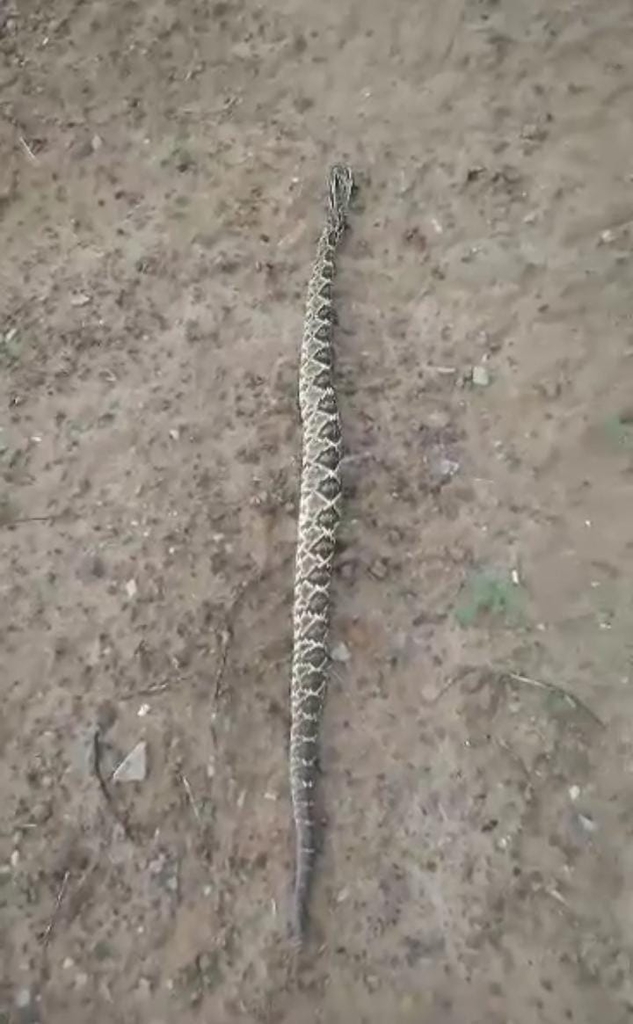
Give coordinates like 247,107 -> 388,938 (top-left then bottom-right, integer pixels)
2,0 -> 633,1021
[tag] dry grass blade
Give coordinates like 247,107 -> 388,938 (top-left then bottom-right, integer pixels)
42,869 -> 70,947
431,666 -> 604,728
93,730 -> 135,840
505,671 -> 605,728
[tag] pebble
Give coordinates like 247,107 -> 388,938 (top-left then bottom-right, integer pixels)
112,741 -> 147,783
369,559 -> 388,580
15,988 -> 31,1009
331,641 -> 351,664
436,457 -> 460,482
136,978 -> 152,999
568,785 -> 580,802
125,578 -> 138,599
577,813 -> 597,834
472,365 -> 490,387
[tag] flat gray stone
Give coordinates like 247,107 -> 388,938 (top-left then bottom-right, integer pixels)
331,641 -> 351,664
112,741 -> 147,783
472,365 -> 490,387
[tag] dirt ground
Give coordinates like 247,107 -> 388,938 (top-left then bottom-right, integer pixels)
2,0 -> 633,1020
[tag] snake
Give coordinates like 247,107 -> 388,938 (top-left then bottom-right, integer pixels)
289,164 -> 354,941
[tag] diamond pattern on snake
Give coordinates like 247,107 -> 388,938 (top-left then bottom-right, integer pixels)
289,164 -> 355,942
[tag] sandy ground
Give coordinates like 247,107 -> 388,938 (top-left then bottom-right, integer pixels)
2,0 -> 633,1020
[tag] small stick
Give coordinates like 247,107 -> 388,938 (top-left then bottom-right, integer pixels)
42,870 -> 69,947
212,577 -> 252,700
19,135 -> 38,163
92,730 -> 134,840
506,671 -> 604,728
120,680 -> 172,700
213,626 -> 232,700
181,773 -> 201,825
430,667 -> 604,727
1,514 -> 61,527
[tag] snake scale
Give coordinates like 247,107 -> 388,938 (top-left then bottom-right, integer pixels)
289,164 -> 354,941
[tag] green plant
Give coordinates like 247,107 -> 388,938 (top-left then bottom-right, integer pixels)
603,414 -> 633,450
455,569 -> 524,627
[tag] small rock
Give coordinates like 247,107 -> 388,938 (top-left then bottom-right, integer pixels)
10,849 -> 19,868
577,813 -> 597,834
91,134 -> 102,152
331,641 -> 351,663
125,579 -> 138,599
568,785 -> 580,802
521,122 -> 548,142
136,977 -> 152,999
70,293 -> 91,307
148,855 -> 166,876
168,428 -> 180,441
369,559 -> 388,580
112,741 -> 147,783
62,957 -> 75,970
472,365 -> 490,387
436,457 -> 460,482
15,988 -> 31,1009
137,703 -> 150,718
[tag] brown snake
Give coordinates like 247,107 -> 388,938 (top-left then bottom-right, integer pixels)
289,164 -> 354,941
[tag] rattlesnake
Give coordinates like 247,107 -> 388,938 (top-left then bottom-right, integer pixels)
290,164 -> 354,941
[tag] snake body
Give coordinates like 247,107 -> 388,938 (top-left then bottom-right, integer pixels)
289,165 -> 354,940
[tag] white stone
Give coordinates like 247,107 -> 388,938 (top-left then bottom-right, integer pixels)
331,641 -> 351,663
472,365 -> 490,387
112,741 -> 147,783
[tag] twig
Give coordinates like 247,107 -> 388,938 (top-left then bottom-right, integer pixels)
213,626 -> 232,700
92,729 -> 134,840
505,671 -> 604,728
120,680 -> 173,700
19,135 -> 38,163
1,514 -> 61,527
212,576 -> 253,700
181,773 -> 201,826
430,666 -> 481,705
212,557 -> 295,700
430,667 -> 604,728
42,870 -> 69,947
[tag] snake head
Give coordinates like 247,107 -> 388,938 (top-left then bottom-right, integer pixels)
327,164 -> 354,226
